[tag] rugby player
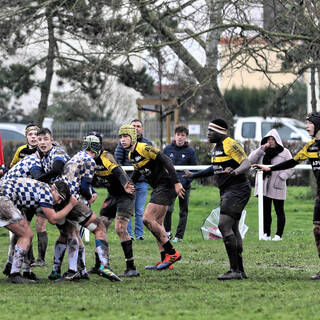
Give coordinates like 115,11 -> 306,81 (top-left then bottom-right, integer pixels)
119,124 -> 184,270
0,178 -> 76,283
184,119 -> 251,280
254,112 -> 320,280
89,132 -> 138,277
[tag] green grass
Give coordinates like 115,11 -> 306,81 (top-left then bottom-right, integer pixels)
0,184 -> 319,320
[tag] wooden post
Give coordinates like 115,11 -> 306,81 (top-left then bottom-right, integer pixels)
166,113 -> 171,144
174,108 -> 179,126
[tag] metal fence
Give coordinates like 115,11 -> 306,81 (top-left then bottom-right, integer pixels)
52,119 -> 209,141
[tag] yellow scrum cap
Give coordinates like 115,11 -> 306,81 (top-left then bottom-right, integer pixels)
118,125 -> 137,145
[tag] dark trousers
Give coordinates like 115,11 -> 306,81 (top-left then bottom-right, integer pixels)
263,196 -> 285,237
164,189 -> 191,239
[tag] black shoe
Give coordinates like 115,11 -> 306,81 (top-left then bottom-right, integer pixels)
241,271 -> 248,279
217,270 -> 242,281
3,262 -> 12,276
9,272 -> 36,284
31,259 -> 48,267
48,270 -> 62,280
119,269 -> 140,277
55,269 -> 80,282
99,266 -> 122,282
80,272 -> 90,280
23,271 -> 41,281
136,236 -> 144,240
88,266 -> 101,275
310,271 -> 320,280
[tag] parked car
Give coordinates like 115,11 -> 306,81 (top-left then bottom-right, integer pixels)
0,123 -> 26,141
234,116 -> 310,143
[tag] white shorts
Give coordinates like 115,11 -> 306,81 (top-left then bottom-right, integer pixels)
0,196 -> 24,227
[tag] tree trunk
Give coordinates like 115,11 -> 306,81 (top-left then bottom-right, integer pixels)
36,9 -> 55,126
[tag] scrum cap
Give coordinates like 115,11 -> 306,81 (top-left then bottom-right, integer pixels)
118,125 -> 137,145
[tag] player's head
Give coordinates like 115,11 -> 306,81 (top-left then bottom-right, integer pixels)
118,125 -> 137,148
306,112 -> 320,137
37,128 -> 54,155
207,119 -> 228,143
25,123 -> 40,147
52,181 -> 71,204
82,132 -> 103,157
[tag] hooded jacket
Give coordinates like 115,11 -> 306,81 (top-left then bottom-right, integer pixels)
248,128 -> 294,200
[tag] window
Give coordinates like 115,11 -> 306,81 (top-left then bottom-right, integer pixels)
241,122 -> 256,139
0,129 -> 25,141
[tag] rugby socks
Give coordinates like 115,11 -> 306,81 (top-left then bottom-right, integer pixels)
52,241 -> 67,272
67,237 -> 79,272
223,235 -> 239,271
160,251 -> 166,261
121,240 -> 135,270
37,231 -> 48,261
11,245 -> 27,274
7,233 -> 18,264
95,240 -> 110,268
163,241 -> 176,255
78,245 -> 87,275
93,252 -> 100,269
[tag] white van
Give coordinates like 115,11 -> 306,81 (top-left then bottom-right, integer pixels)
234,117 -> 310,143
0,123 -> 26,141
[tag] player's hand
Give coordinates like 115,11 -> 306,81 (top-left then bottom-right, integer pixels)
251,164 -> 271,172
183,169 -> 193,178
224,167 -> 237,175
69,195 -> 78,207
175,183 -> 185,199
88,193 -> 98,204
124,182 -> 135,194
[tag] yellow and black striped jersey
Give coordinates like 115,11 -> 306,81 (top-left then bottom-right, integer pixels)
94,150 -> 131,196
211,136 -> 248,188
10,144 -> 37,168
293,138 -> 320,182
129,142 -> 172,188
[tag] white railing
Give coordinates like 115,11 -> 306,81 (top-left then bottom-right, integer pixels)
83,164 -> 312,242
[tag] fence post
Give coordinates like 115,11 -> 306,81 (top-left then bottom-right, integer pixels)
257,170 -> 264,240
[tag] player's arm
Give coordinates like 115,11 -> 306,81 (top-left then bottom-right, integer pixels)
183,165 -> 214,179
10,147 -> 22,168
37,160 -> 65,183
41,195 -> 77,224
111,166 -> 135,194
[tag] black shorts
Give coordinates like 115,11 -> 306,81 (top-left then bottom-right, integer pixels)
100,194 -> 135,221
220,182 -> 251,220
149,183 -> 176,206
313,197 -> 320,225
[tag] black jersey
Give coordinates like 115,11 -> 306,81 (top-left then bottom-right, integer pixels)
129,142 -> 173,188
10,144 -> 37,168
211,136 -> 249,189
293,138 -> 320,187
94,150 -> 131,196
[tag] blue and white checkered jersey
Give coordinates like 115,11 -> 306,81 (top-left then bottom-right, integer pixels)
60,150 -> 95,199
0,177 -> 54,209
1,153 -> 42,182
42,146 -> 70,181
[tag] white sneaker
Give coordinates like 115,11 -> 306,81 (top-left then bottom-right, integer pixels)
262,233 -> 271,241
272,235 -> 282,241
172,237 -> 181,243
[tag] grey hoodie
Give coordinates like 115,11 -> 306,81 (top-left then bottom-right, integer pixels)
249,128 -> 294,200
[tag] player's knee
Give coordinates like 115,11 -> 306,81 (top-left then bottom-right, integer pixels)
313,224 -> 320,239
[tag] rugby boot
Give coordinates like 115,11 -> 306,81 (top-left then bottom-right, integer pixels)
55,269 -> 80,282
241,271 -> 248,279
99,266 -> 122,282
48,270 -> 62,280
9,272 -> 36,284
88,266 -> 101,275
31,259 -> 47,267
157,251 -> 181,270
217,270 -> 242,281
119,268 -> 140,277
145,261 -> 173,270
80,271 -> 90,280
23,271 -> 41,281
310,271 -> 320,280
2,262 -> 12,276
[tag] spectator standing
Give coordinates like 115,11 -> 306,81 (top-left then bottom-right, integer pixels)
115,119 -> 152,240
163,125 -> 197,242
249,129 -> 294,241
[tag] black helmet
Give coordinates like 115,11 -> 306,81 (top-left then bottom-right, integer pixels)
306,112 -> 320,137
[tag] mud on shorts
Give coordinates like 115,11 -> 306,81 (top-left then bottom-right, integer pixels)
21,207 -> 47,222
149,183 -> 176,206
0,196 -> 24,227
220,181 -> 251,220
64,200 -> 93,227
100,194 -> 135,222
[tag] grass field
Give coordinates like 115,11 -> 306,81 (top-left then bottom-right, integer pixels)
0,183 -> 319,320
